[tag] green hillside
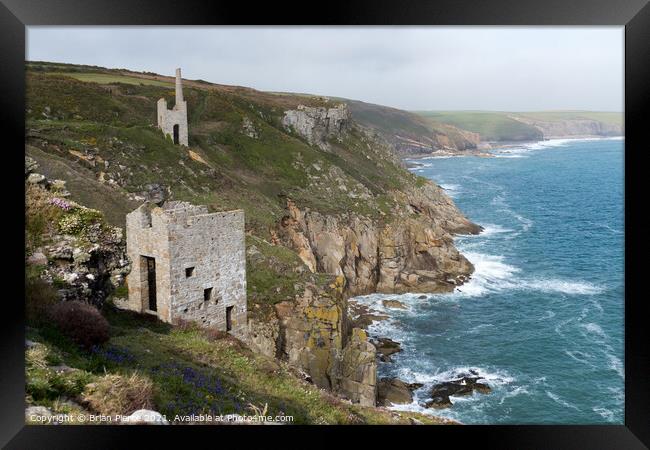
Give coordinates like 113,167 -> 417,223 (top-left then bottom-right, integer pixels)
415,111 -> 543,142
414,110 -> 623,142
24,61 -> 469,425
514,111 -> 623,127
25,62 -> 416,234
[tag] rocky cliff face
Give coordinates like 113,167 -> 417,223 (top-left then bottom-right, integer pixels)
282,104 -> 352,150
252,178 -> 479,405
342,99 -> 481,156
251,109 -> 481,405
248,276 -> 377,406
393,126 -> 481,155
277,182 -> 479,296
511,116 -> 622,138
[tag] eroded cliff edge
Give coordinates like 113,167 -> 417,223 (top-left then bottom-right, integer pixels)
25,66 -> 481,409
248,103 -> 480,406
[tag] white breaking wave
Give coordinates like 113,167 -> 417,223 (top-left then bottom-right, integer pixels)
546,391 -> 580,410
606,354 -> 624,379
405,365 -> 515,386
440,183 -> 462,198
524,138 -> 575,150
493,153 -> 527,159
452,252 -> 519,297
499,386 -> 530,405
522,278 -> 605,295
450,251 -> 605,298
492,137 -> 622,159
479,224 -> 515,236
384,365 -> 522,425
593,407 -> 617,422
564,350 -> 597,367
581,322 -> 607,339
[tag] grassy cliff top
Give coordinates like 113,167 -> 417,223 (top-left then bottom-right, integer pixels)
414,110 -> 622,142
414,111 -> 543,142
26,61 -> 421,233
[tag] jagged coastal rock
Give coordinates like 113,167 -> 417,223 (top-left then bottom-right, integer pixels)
248,276 -> 378,406
424,371 -> 492,409
277,185 -> 479,296
377,377 -> 423,406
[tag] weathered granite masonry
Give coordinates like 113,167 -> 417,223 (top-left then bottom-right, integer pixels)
157,68 -> 189,146
124,201 -> 247,337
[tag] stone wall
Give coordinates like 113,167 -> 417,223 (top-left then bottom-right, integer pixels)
166,205 -> 247,337
125,202 -> 247,337
157,99 -> 189,147
125,203 -> 173,321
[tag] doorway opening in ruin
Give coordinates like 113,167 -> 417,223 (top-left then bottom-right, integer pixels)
226,306 -> 233,331
143,256 -> 157,311
204,287 -> 213,303
173,124 -> 180,144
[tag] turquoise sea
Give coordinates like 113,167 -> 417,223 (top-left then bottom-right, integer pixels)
353,138 -> 624,424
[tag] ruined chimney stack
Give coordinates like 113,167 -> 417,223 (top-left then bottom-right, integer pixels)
157,67 -> 189,146
175,68 -> 184,106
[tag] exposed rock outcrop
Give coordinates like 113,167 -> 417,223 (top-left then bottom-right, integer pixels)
282,104 -> 351,150
340,328 -> 377,406
247,316 -> 281,360
276,181 -> 480,296
377,378 -> 423,406
393,126 -> 481,155
382,299 -> 407,309
25,157 -> 130,306
248,275 -> 377,406
424,371 -> 492,409
258,172 -> 480,405
372,337 -> 402,358
343,99 -> 481,156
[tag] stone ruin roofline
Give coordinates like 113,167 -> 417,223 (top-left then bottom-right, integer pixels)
150,201 -> 243,219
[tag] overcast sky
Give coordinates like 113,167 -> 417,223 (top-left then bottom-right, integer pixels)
27,26 -> 623,112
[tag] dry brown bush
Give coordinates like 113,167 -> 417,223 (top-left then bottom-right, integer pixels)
82,372 -> 154,416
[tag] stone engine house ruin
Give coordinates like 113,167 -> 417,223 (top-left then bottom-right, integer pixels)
124,201 -> 247,336
157,68 -> 189,146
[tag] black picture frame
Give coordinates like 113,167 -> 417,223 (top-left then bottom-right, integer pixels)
1,0 -> 647,448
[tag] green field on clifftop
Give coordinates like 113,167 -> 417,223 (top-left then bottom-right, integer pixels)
513,110 -> 623,127
414,110 -> 622,142
51,72 -> 174,87
414,111 -> 543,142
